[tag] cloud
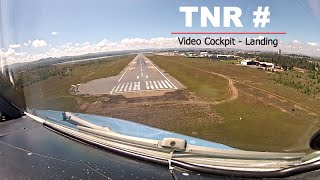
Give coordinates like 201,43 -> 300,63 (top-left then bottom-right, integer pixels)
60,42 -> 72,48
292,40 -> 300,44
307,42 -> 318,46
51,32 -> 59,35
9,44 -> 21,49
32,39 -> 47,48
24,40 -> 31,46
96,39 -> 109,47
3,37 -> 320,66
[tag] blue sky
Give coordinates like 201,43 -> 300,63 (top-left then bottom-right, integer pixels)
1,0 -> 320,64
6,0 -> 320,44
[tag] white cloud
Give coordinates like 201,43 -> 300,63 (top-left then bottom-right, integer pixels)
24,40 -> 31,46
60,42 -> 72,48
292,40 -> 300,44
32,39 -> 47,48
307,42 -> 318,46
3,37 -> 320,66
9,44 -> 21,49
82,42 -> 90,46
51,32 -> 59,35
96,39 -> 109,47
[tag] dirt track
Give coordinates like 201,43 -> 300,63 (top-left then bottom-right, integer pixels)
164,60 -> 239,105
163,59 -> 318,117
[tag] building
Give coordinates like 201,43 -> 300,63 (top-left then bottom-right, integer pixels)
278,49 -> 282,55
241,60 -> 258,66
258,62 -> 275,70
199,52 -> 208,57
241,60 -> 275,71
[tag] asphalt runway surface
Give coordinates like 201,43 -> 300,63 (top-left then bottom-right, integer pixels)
78,54 -> 183,95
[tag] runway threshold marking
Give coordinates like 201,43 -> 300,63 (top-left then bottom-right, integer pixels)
147,58 -> 178,89
124,83 -> 129,91
164,80 -> 173,88
109,86 -> 116,94
157,81 -> 163,88
119,83 -> 125,91
153,81 -> 159,89
115,83 -> 121,92
161,80 -> 168,88
149,81 -> 154,90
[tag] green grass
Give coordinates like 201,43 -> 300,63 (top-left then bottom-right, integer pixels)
148,55 -> 319,152
23,55 -> 133,111
151,56 -> 230,102
219,59 -> 241,64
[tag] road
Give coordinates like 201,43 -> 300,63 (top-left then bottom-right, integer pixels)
78,54 -> 182,95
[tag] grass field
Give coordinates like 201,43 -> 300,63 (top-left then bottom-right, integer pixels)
147,55 -> 320,152
20,53 -> 320,152
23,55 -> 133,111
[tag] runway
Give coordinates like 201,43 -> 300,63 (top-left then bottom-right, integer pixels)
78,54 -> 182,95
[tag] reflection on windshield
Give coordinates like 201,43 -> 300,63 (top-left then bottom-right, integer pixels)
0,68 -> 26,109
1,0 -> 320,154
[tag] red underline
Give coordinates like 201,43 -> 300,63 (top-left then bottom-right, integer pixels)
171,32 -> 286,35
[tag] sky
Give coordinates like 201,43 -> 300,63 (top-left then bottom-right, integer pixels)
1,0 -> 320,65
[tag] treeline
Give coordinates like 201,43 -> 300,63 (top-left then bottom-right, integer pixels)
14,57 -> 119,87
258,54 -> 319,71
270,71 -> 320,97
15,66 -> 73,87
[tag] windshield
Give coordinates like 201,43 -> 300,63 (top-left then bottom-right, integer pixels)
1,0 -> 320,156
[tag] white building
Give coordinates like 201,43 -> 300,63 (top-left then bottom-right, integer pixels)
199,52 -> 208,57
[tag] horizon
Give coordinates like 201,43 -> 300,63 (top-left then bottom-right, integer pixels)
1,0 -> 320,65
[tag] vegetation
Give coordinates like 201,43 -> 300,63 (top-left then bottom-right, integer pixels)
257,53 -> 319,71
148,55 -> 320,152
20,55 -> 133,111
270,71 -> 320,97
5,53 -> 320,152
